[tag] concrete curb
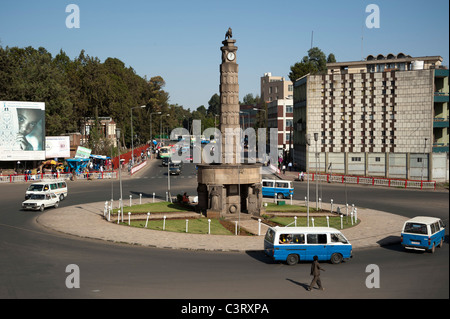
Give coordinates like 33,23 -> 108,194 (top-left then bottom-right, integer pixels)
36,198 -> 408,252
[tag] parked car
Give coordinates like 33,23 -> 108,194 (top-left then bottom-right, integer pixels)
22,193 -> 60,211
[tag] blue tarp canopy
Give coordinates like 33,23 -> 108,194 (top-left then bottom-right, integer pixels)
90,154 -> 111,160
66,158 -> 90,174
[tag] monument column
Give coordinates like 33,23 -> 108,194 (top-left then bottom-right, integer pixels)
220,39 -> 239,164
197,30 -> 264,220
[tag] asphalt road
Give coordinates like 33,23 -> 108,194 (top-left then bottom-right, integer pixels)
0,159 -> 448,302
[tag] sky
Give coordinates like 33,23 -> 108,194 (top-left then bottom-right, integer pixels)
0,0 -> 449,111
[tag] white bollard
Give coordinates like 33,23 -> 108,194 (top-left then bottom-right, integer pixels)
129,195 -> 132,207
326,215 -> 329,228
145,212 -> 150,228
294,216 -> 297,227
340,214 -> 343,229
274,193 -> 277,204
290,194 -> 293,205
319,198 -> 322,210
235,221 -> 238,236
258,218 -> 261,236
166,191 -> 168,202
208,219 -> 211,234
163,215 -> 166,231
354,208 -> 358,223
104,201 -> 108,216
108,205 -> 111,221
128,212 -> 131,226
140,193 -> 142,205
351,211 -> 354,225
186,219 -> 189,233
153,192 -> 155,203
305,196 -> 307,206
311,218 -> 315,227
330,199 -> 333,213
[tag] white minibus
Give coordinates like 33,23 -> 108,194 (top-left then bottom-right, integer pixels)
25,180 -> 68,201
264,227 -> 353,265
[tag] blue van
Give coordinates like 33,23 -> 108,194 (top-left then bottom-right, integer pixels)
401,216 -> 446,253
264,227 -> 353,265
262,179 -> 294,199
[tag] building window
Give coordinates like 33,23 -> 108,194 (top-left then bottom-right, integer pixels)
286,106 -> 293,113
352,157 -> 362,162
375,157 -> 381,162
288,85 -> 293,92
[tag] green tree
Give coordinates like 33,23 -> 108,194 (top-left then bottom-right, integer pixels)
207,93 -> 220,116
288,47 -> 335,82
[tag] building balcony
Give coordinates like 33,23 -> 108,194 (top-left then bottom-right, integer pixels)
433,143 -> 449,153
434,92 -> 449,103
433,117 -> 449,128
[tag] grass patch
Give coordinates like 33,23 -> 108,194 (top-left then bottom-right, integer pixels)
112,201 -> 193,215
268,216 -> 359,229
121,218 -> 234,235
264,203 -> 320,213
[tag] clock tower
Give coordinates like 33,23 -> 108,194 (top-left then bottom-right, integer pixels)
197,31 -> 264,220
219,38 -> 239,164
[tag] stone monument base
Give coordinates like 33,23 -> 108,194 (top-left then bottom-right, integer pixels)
197,164 -> 264,220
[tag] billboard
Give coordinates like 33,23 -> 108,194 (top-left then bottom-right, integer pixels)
0,101 -> 46,161
75,146 -> 92,159
45,136 -> 70,159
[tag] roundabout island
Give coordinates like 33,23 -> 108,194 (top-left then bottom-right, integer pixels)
37,196 -> 408,252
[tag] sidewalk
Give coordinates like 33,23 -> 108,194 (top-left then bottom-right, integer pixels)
36,196 -> 408,252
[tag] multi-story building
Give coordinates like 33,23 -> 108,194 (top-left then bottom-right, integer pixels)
293,53 -> 449,181
261,72 -> 294,103
268,99 -> 294,157
81,117 -> 117,147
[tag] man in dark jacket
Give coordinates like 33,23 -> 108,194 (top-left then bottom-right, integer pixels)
308,256 -> 325,291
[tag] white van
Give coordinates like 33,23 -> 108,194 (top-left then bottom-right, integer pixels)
262,179 -> 294,199
25,180 -> 68,201
401,216 -> 446,253
264,227 -> 353,265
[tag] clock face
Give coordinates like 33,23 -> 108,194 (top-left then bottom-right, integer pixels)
227,52 -> 235,61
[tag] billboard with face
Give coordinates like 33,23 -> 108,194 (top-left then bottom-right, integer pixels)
0,101 -> 46,161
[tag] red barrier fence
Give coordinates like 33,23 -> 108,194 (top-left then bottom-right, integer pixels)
112,144 -> 150,169
300,172 -> 436,190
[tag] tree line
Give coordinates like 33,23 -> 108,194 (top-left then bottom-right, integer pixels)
0,45 -> 334,155
0,45 -> 188,155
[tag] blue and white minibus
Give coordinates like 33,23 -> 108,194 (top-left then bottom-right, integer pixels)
264,227 -> 353,265
262,179 -> 294,199
401,216 -> 446,253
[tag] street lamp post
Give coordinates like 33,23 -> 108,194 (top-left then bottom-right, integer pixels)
306,134 -> 311,226
252,107 -> 266,128
116,128 -> 123,219
160,113 -> 170,146
131,105 -> 146,166
150,111 -> 162,158
314,132 -> 319,210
